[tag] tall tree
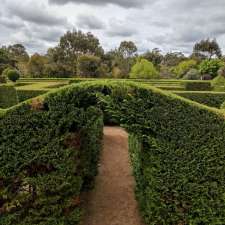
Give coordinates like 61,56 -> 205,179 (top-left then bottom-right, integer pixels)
142,48 -> 163,68
192,39 -> 222,60
27,53 -> 48,78
48,30 -> 104,76
118,41 -> 137,58
162,52 -> 186,67
7,44 -> 29,62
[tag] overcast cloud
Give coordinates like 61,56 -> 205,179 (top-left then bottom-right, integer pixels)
0,0 -> 225,55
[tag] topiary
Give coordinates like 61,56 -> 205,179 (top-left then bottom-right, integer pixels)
183,68 -> 201,80
6,69 -> 20,82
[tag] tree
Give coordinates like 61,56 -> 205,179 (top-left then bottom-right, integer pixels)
77,54 -> 101,78
142,48 -> 163,68
130,58 -> 159,79
199,59 -> 224,79
118,41 -> 137,58
162,52 -> 186,67
27,53 -> 48,78
49,30 -> 104,76
7,44 -> 29,62
173,59 -> 197,78
0,48 -> 15,74
193,39 -> 222,60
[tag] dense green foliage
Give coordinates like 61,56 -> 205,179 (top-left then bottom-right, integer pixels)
174,91 -> 225,108
0,85 -> 18,108
211,75 -> 225,91
7,69 -> 20,82
199,59 -> 224,78
130,59 -> 159,79
0,86 -> 104,224
184,81 -> 212,91
173,59 -> 197,78
183,68 -> 201,80
1,81 -> 225,224
77,54 -> 101,78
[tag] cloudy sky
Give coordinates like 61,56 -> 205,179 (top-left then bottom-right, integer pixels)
1,0 -> 225,55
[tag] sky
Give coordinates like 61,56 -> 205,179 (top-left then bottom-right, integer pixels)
0,0 -> 225,55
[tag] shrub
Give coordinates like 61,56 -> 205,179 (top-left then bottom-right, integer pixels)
174,59 -> 197,78
183,68 -> 201,80
184,81 -> 212,91
218,66 -> 225,77
7,69 -> 20,82
77,54 -> 101,78
211,75 -> 225,91
174,91 -> 225,108
0,85 -> 18,108
129,59 -> 159,79
0,75 -> 7,83
199,59 -> 224,79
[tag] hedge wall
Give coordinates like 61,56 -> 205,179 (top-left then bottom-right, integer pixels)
0,86 -> 103,225
173,91 -> 225,108
0,85 -> 18,108
95,81 -> 225,224
17,89 -> 48,103
1,81 -> 225,224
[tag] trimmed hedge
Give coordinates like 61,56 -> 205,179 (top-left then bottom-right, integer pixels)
173,91 -> 225,108
17,90 -> 48,102
0,86 -> 103,224
0,85 -> 18,108
184,81 -> 212,91
1,81 -> 225,224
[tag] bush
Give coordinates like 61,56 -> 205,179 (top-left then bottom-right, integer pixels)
129,59 -> 159,79
0,85 -> 104,224
0,85 -> 18,108
199,59 -> 224,79
0,75 -> 7,83
184,81 -> 212,91
174,59 -> 197,78
183,68 -> 201,80
218,66 -> 225,77
174,91 -> 225,108
211,75 -> 225,91
77,54 -> 101,78
7,69 -> 20,82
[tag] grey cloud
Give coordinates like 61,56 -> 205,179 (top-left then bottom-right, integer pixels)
49,0 -> 148,8
107,19 -> 137,37
7,2 -> 68,26
77,15 -> 105,30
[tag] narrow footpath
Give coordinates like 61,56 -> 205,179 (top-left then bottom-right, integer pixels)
80,126 -> 143,225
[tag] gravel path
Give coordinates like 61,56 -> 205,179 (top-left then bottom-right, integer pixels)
80,126 -> 143,225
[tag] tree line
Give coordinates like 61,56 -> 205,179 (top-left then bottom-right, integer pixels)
0,30 -> 225,80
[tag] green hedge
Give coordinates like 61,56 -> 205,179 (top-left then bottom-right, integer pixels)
96,82 -> 225,224
17,89 -> 48,102
0,85 -> 18,108
1,81 -> 225,224
184,81 -> 212,91
173,91 -> 225,108
0,86 -> 103,224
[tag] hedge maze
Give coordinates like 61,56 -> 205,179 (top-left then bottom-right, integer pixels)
1,79 -> 225,224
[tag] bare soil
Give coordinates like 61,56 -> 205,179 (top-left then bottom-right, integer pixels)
80,126 -> 144,225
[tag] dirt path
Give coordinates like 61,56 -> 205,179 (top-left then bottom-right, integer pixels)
80,126 -> 143,225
